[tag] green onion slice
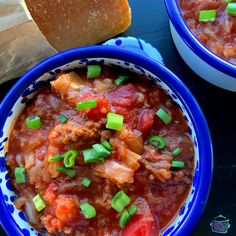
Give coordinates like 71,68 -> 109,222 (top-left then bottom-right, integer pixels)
33,194 -> 45,211
63,150 -> 78,168
87,65 -> 102,79
102,140 -> 112,151
82,178 -> 91,187
171,160 -> 185,168
83,149 -> 103,163
199,9 -> 217,22
148,135 -> 166,149
128,205 -> 137,217
48,154 -> 64,162
115,75 -> 128,86
25,116 -> 42,129
15,167 -> 26,184
92,144 -> 111,159
76,100 -> 97,110
80,203 -> 96,219
227,3 -> 236,16
106,113 -> 124,131
119,210 -> 130,229
172,148 -> 182,157
56,166 -> 77,177
156,108 -> 172,124
59,114 -> 68,123
111,191 -> 131,213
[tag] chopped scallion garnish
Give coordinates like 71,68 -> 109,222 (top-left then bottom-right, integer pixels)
33,194 -> 45,211
25,116 -> 42,129
59,114 -> 68,123
63,150 -> 78,168
48,154 -> 64,162
15,167 -> 26,184
76,100 -> 97,110
119,210 -> 130,229
128,205 -> 137,217
92,144 -> 111,159
111,191 -> 131,213
106,113 -> 124,131
199,9 -> 217,22
172,148 -> 182,157
83,149 -> 103,163
115,75 -> 128,86
82,178 -> 91,187
156,108 -> 172,124
148,135 -> 166,149
171,160 -> 185,168
227,3 -> 236,16
80,202 -> 96,219
102,140 -> 112,151
87,65 -> 102,79
56,166 -> 77,177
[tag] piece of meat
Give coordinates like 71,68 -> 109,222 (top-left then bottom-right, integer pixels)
33,92 -> 62,120
46,118 -> 105,178
94,179 -> 115,211
95,160 -> 134,185
142,146 -> 172,182
48,117 -> 105,148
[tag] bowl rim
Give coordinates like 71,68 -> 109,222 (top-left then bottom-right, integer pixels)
164,0 -> 236,78
0,45 -> 213,236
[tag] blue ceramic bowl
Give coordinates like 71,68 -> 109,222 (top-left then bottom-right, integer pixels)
165,0 -> 236,92
0,43 -> 213,236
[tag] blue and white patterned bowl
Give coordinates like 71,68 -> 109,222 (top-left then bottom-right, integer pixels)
0,39 -> 213,236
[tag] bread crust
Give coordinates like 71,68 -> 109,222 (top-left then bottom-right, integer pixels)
25,0 -> 131,51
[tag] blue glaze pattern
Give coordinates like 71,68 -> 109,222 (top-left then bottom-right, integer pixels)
103,37 -> 164,65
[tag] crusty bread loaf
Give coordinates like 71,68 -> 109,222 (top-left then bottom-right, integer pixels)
25,0 -> 131,51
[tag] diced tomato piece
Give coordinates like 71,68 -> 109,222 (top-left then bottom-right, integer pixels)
77,93 -> 110,120
138,109 -> 155,132
122,215 -> 154,236
122,198 -> 159,236
114,106 -> 139,129
105,84 -> 142,108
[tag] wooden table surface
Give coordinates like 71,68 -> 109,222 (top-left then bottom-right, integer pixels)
0,0 -> 236,235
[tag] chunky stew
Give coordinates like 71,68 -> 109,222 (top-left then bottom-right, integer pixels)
7,65 -> 194,236
179,0 -> 236,64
